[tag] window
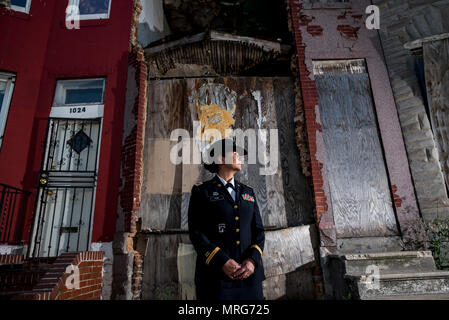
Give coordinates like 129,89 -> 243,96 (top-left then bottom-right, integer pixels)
68,0 -> 111,20
10,0 -> 31,13
0,73 -> 15,148
53,79 -> 105,107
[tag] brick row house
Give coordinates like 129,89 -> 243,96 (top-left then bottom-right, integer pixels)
0,0 -> 136,299
1,0 -> 449,300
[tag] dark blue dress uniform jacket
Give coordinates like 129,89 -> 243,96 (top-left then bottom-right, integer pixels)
188,175 -> 266,299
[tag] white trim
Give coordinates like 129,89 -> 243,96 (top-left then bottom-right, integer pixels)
10,0 -> 32,14
0,73 -> 16,149
67,0 -> 111,21
50,105 -> 104,119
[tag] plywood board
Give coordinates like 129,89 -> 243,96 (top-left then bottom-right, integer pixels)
314,70 -> 398,238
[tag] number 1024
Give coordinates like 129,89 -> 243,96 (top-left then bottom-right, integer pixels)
69,107 -> 86,114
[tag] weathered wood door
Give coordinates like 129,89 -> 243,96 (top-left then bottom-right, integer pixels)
313,60 -> 399,239
138,77 -> 314,299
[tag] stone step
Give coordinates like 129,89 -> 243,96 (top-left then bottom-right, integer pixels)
345,271 -> 449,299
365,293 -> 449,300
329,251 -> 437,275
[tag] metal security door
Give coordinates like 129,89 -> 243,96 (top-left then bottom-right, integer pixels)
30,118 -> 101,257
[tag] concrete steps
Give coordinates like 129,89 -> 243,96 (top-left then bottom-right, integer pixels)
330,251 -> 437,275
346,271 -> 449,299
327,251 -> 449,300
366,293 -> 449,300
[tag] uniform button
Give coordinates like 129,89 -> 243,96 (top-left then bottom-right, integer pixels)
236,241 -> 240,245
235,216 -> 239,221
234,205 -> 238,209
236,229 -> 240,233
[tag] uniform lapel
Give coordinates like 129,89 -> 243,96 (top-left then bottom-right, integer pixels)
234,179 -> 241,206
213,175 -> 236,205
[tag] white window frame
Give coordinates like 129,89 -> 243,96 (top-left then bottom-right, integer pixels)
67,0 -> 111,20
53,78 -> 106,107
10,0 -> 32,14
0,73 -> 16,149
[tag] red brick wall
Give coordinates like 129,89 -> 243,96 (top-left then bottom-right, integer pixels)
10,252 -> 104,300
119,49 -> 148,234
288,0 -> 328,226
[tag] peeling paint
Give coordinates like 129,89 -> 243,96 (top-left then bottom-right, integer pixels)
337,25 -> 360,39
252,90 -> 268,164
251,90 -> 267,130
197,103 -> 235,143
190,83 -> 237,150
392,185 -> 403,208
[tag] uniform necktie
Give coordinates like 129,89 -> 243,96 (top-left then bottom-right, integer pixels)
225,183 -> 235,191
225,183 -> 236,201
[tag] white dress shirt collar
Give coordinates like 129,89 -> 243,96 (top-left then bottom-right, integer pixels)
217,174 -> 235,187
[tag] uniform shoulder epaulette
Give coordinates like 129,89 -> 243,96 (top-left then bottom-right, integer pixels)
242,183 -> 255,189
195,182 -> 203,187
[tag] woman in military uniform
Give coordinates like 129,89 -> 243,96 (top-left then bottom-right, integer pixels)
188,139 -> 266,300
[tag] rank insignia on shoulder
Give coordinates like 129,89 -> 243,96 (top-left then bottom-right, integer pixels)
195,182 -> 203,186
242,193 -> 255,202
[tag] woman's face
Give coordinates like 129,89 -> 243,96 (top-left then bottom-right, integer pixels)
220,151 -> 242,171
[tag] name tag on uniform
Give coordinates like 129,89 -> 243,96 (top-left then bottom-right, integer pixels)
242,193 -> 255,202
218,223 -> 226,233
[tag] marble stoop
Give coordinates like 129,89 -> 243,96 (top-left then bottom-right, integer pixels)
327,251 -> 449,300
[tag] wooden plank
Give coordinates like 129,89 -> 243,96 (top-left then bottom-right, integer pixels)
232,78 -> 314,228
177,242 -> 197,300
140,233 -> 191,300
314,70 -> 398,238
262,268 -> 315,300
140,79 -> 184,230
424,39 -> 449,189
262,226 -> 316,278
272,78 -> 315,226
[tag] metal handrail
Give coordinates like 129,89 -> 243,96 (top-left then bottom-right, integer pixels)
0,183 -> 30,244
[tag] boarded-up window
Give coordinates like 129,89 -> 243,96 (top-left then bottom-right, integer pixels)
313,59 -> 398,238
